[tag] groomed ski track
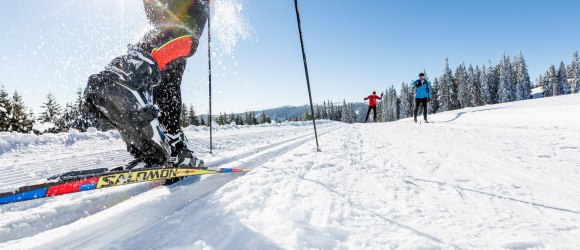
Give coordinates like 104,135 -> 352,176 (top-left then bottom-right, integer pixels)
1,95 -> 580,249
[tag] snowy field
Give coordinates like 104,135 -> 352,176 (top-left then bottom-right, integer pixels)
1,94 -> 580,249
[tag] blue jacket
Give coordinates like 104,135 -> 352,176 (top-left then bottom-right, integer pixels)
411,80 -> 432,99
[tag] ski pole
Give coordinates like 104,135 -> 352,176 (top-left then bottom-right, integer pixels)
208,5 -> 213,154
294,0 -> 320,152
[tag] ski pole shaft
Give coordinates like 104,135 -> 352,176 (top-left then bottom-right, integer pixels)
293,0 -> 320,152
208,7 -> 213,154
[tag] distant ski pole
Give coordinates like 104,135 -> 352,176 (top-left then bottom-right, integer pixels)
208,6 -> 213,154
293,0 -> 320,152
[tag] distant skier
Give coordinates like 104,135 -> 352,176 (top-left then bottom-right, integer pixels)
411,73 -> 432,123
364,91 -> 383,122
83,0 -> 208,168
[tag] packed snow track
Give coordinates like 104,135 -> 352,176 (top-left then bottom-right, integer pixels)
1,95 -> 580,249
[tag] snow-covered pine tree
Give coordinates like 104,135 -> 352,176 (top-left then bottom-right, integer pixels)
514,52 -> 531,100
389,86 -> 399,121
570,51 -> 580,93
487,62 -> 499,104
10,91 -> 33,133
27,108 -> 36,130
558,61 -> 570,95
480,65 -> 492,105
251,111 -> 258,124
179,103 -> 189,127
341,100 -> 350,123
474,65 -> 483,106
38,93 -> 65,132
0,85 -> 11,131
574,62 -> 580,94
430,77 -> 440,113
545,65 -> 558,96
497,54 -> 516,103
455,63 -> 469,108
439,59 -> 453,112
322,101 -> 328,119
259,111 -> 268,124
379,89 -> 388,122
187,105 -> 200,126
381,86 -> 397,122
399,82 -> 413,118
466,64 -> 477,107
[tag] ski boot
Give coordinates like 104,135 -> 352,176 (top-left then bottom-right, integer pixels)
164,132 -> 205,185
167,132 -> 205,169
84,44 -> 171,164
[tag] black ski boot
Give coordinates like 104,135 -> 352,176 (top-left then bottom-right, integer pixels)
84,45 -> 171,163
167,132 -> 205,169
164,132 -> 205,185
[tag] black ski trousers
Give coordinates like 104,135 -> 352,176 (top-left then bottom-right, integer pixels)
414,98 -> 428,120
365,106 -> 377,122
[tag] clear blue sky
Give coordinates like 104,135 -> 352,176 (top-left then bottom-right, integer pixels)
1,0 -> 579,115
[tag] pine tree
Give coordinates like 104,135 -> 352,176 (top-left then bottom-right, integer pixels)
438,59 -> 453,112
430,78 -> 440,114
456,63 -> 469,108
390,86 -> 399,120
480,65 -> 492,105
10,91 -> 33,133
487,62 -> 499,104
544,65 -> 558,97
0,85 -> 11,131
322,101 -> 328,119
571,51 -> 580,93
259,111 -> 268,124
251,111 -> 258,125
381,86 -> 398,122
38,93 -> 65,132
514,52 -> 531,100
399,82 -> 413,118
497,54 -> 516,103
180,103 -> 189,127
558,61 -> 570,95
187,105 -> 199,126
341,100 -> 351,123
466,64 -> 477,107
568,51 -> 580,93
474,65 -> 483,106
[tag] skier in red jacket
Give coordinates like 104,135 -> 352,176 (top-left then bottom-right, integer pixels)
364,91 -> 383,122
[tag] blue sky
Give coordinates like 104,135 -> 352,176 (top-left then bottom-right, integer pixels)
1,0 -> 579,114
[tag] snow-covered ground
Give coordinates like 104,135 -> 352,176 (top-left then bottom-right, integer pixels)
1,94 -> 580,249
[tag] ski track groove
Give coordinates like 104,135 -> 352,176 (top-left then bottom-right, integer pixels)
0,123 -> 345,246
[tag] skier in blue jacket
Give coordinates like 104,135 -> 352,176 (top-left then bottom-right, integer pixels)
411,73 -> 432,123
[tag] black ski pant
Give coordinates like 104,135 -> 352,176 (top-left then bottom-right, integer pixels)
365,106 -> 377,122
139,0 -> 209,135
414,98 -> 428,120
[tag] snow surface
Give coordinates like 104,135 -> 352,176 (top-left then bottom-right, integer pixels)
1,95 -> 580,249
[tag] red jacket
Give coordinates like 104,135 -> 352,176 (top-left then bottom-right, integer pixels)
365,94 -> 381,106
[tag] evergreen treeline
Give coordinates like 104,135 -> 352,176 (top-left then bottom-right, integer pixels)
2,52 -> 578,132
209,111 -> 272,126
288,100 -> 358,124
0,87 -> 35,133
375,51 -> 579,122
